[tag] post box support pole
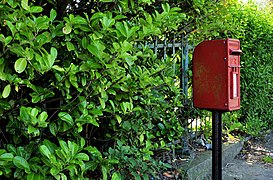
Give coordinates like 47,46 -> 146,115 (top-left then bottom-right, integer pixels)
212,111 -> 222,180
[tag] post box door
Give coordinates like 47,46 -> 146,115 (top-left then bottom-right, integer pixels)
228,40 -> 241,110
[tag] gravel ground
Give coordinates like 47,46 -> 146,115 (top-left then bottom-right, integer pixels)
222,131 -> 273,180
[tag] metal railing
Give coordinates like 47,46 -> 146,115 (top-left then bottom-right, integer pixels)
138,35 -> 213,151
137,35 -> 192,98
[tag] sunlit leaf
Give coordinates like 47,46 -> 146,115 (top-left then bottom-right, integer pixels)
63,23 -> 72,34
111,172 -> 121,180
29,6 -> 43,13
74,153 -> 89,161
14,58 -> 27,73
21,0 -> 29,10
50,9 -> 57,22
39,145 -> 52,159
2,84 -> 11,98
66,42 -> 75,51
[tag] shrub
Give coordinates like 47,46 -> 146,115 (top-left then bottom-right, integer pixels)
0,0 -> 188,179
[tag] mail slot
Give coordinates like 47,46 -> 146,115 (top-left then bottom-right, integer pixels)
193,39 -> 241,111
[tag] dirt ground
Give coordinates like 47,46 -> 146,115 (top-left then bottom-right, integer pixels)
222,131 -> 273,180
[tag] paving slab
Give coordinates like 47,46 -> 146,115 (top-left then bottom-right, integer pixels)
182,141 -> 244,180
222,131 -> 273,180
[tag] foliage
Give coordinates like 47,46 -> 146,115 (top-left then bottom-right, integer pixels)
262,155 -> 273,164
191,0 -> 273,136
0,0 -> 190,179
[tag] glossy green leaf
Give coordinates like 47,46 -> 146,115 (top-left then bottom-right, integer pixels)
2,84 -> 11,98
74,153 -> 89,161
116,115 -> 122,124
7,0 -> 17,8
87,44 -> 101,60
66,42 -> 75,51
80,138 -> 85,148
115,22 -> 129,38
122,121 -> 131,131
42,140 -> 57,154
102,165 -> 108,180
87,40 -> 105,60
27,125 -> 39,135
109,100 -> 115,112
31,108 -> 39,117
39,145 -> 52,159
58,112 -> 74,125
50,47 -> 58,61
7,145 -> 17,155
29,6 -> 43,13
5,21 -> 16,36
0,100 -> 11,110
14,58 -> 27,73
101,16 -> 115,29
52,65 -> 65,72
5,36 -> 12,45
132,172 -> 141,180
85,116 -> 99,127
59,140 -> 69,157
91,109 -> 103,116
139,134 -> 144,143
68,141 -> 79,157
125,56 -> 135,66
0,34 -> 4,43
27,173 -> 44,180
13,156 -> 30,172
49,122 -> 57,136
21,0 -> 29,10
35,16 -> 50,30
81,37 -> 88,49
38,112 -> 48,122
50,9 -> 57,22
74,16 -> 87,24
50,167 -> 59,176
63,23 -> 72,34
55,149 -> 67,162
0,153 -> 14,161
99,97 -> 106,109
60,173 -> 67,180
111,172 -> 121,180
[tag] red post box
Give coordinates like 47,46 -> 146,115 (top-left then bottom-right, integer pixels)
193,39 -> 241,111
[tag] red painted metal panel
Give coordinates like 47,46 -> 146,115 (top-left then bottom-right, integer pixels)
193,39 -> 241,111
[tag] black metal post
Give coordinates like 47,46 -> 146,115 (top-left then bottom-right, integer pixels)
212,111 -> 222,180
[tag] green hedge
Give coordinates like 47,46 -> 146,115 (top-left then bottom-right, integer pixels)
0,0 -> 189,179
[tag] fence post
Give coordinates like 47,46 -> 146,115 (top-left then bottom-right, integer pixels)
183,38 -> 189,98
